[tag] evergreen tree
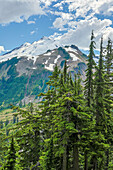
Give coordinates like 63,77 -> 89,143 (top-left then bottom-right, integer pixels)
1,33 -> 113,170
5,138 -> 16,170
13,116 -> 16,124
39,61 -> 94,170
84,30 -> 96,169
0,130 -> 6,167
95,37 -> 104,126
105,38 -> 112,76
92,37 -> 109,169
38,65 -> 60,170
8,102 -> 41,169
84,30 -> 96,107
104,38 -> 113,169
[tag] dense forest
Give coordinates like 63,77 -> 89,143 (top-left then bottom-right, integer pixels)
0,31 -> 113,170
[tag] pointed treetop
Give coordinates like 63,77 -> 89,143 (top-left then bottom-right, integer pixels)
101,36 -> 103,45
91,30 -> 94,41
100,36 -> 103,53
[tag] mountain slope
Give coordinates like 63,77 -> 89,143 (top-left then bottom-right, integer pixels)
0,39 -> 87,108
0,37 -> 59,63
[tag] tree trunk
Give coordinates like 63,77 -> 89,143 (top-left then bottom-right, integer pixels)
93,158 -> 97,170
67,144 -> 69,170
73,142 -> 79,170
105,149 -> 109,170
59,156 -> 63,170
63,145 -> 68,170
84,151 -> 88,170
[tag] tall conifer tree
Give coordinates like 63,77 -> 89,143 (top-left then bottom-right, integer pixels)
85,30 -> 96,107
104,38 -> 113,169
92,37 -> 109,169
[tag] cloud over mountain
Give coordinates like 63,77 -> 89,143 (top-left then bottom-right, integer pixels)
0,0 -> 113,50
0,0 -> 45,25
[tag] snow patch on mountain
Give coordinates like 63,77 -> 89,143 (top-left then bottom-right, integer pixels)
44,52 -> 52,56
54,55 -> 61,64
26,55 -> 39,64
69,53 -> 78,61
64,47 -> 78,53
44,57 -> 50,65
45,64 -> 55,71
32,67 -> 37,69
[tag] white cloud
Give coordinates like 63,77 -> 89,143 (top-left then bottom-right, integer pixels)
53,2 -> 63,10
52,11 -> 74,19
51,0 -> 113,50
61,13 -> 73,20
49,32 -> 62,39
97,1 -> 113,16
27,20 -> 35,24
0,0 -> 113,52
41,0 -> 57,7
0,46 -> 5,53
53,17 -> 68,30
53,12 -> 74,30
0,0 -> 112,26
30,31 -> 36,35
65,0 -> 113,18
0,0 -> 45,24
53,17 -> 113,50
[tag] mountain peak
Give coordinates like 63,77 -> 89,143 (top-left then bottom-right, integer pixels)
0,37 -> 83,64
22,42 -> 31,47
0,41 -> 87,106
40,36 -> 51,41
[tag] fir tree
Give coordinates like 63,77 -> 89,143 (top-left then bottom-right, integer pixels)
84,30 -> 96,170
1,33 -> 113,170
105,38 -> 112,76
95,37 -> 104,126
104,38 -> 113,169
9,104 -> 41,169
93,37 -> 109,169
84,30 -> 96,107
38,65 -> 60,170
5,137 -> 16,170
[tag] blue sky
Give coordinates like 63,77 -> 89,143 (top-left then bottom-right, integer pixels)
0,0 -> 113,55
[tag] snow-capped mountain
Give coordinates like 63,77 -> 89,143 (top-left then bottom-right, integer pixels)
0,38 -> 87,107
0,37 -> 87,72
0,37 -> 60,63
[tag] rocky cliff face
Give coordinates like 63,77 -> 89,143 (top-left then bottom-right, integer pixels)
0,38 -> 87,107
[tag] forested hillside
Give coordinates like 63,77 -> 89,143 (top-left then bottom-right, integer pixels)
0,32 -> 113,170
